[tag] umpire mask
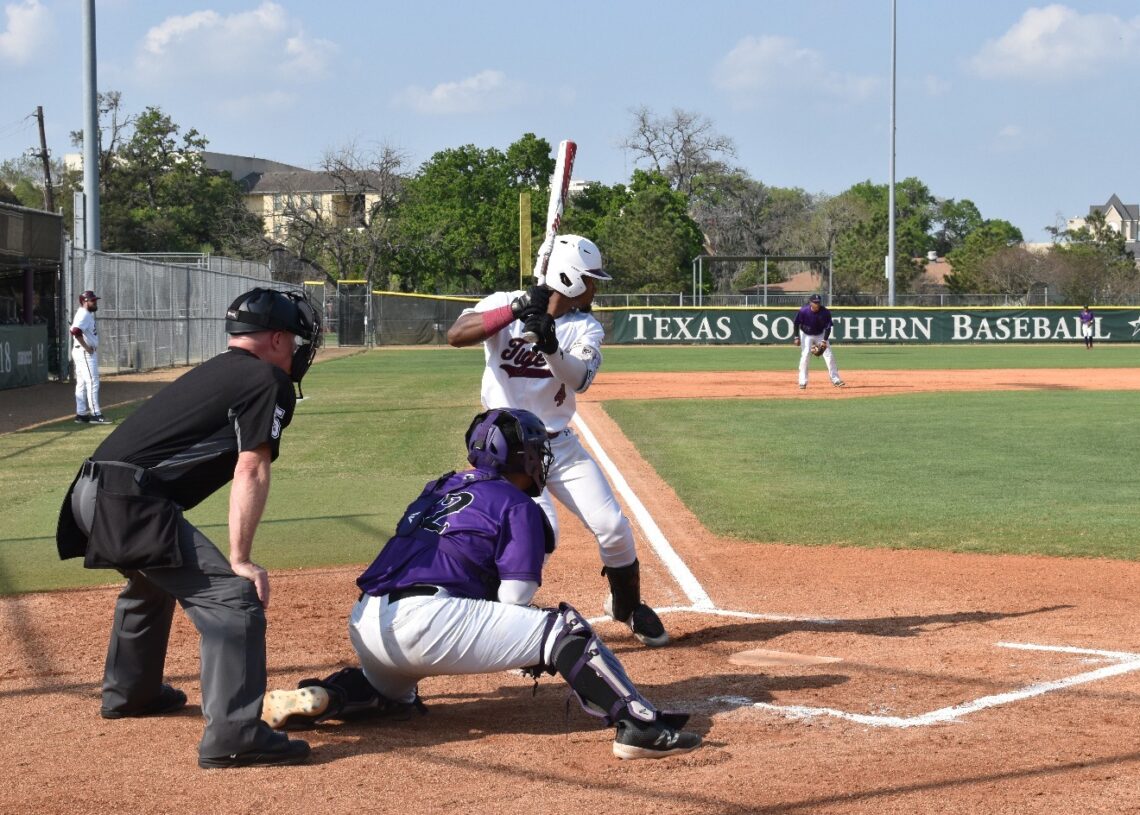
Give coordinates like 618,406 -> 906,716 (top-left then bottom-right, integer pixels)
226,288 -> 323,384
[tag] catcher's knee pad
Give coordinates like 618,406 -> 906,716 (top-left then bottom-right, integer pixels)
539,602 -> 658,725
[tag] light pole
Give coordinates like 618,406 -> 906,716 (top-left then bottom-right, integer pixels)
887,0 -> 897,306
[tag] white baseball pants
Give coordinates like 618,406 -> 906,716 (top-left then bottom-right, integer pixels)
72,348 -> 102,416
348,592 -> 549,703
534,429 -> 637,569
798,331 -> 841,386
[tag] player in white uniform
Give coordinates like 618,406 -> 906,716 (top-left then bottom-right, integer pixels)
70,290 -> 111,424
446,235 -> 669,647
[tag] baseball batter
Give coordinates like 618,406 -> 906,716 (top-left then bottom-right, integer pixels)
70,290 -> 111,424
261,408 -> 702,760
793,293 -> 844,389
446,235 -> 669,648
1080,305 -> 1095,349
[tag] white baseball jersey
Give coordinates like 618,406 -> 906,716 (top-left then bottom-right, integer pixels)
71,307 -> 98,351
71,306 -> 102,416
465,291 -> 603,432
463,292 -> 637,569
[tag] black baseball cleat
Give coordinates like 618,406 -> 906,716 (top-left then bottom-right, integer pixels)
605,596 -> 669,647
74,414 -> 90,423
612,719 -> 703,760
90,414 -> 113,424
100,684 -> 187,719
198,736 -> 311,769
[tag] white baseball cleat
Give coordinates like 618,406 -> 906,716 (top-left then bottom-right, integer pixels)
261,686 -> 331,730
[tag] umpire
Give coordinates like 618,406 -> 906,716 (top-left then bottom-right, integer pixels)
55,288 -> 321,769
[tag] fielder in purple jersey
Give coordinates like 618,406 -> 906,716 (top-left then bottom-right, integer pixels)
262,408 -> 702,760
1079,305 -> 1095,350
793,294 -> 845,389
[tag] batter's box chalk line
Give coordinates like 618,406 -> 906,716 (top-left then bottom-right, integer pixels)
716,642 -> 1140,729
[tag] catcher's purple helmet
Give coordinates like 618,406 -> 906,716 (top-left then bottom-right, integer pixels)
464,408 -> 552,496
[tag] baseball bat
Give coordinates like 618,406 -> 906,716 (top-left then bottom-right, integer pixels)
522,139 -> 576,344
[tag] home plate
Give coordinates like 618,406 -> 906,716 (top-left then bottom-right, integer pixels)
729,648 -> 843,668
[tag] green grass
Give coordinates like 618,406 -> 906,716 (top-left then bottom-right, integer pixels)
598,343 -> 1140,372
607,390 -> 1137,558
0,348 -> 488,595
2,343 -> 1136,594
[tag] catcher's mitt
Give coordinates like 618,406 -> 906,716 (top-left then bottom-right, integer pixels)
810,341 -> 827,357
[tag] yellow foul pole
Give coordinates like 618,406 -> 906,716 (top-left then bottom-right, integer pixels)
519,191 -> 532,290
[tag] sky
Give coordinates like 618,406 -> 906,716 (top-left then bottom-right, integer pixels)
1,0 -> 1138,243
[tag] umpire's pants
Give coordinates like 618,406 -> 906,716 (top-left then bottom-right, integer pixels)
72,475 -> 279,758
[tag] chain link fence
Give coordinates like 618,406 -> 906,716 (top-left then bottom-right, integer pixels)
64,246 -> 298,377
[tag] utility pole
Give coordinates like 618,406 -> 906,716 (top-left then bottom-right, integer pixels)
34,106 -> 55,212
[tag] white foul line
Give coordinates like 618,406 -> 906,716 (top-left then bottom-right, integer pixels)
571,415 -> 1140,729
573,414 -> 715,610
747,642 -> 1140,728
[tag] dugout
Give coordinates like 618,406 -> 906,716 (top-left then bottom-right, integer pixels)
0,203 -> 62,389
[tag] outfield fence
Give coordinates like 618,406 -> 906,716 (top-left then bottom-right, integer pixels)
63,246 -> 296,377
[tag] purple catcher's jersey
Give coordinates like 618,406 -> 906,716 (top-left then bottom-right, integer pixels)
356,469 -> 548,601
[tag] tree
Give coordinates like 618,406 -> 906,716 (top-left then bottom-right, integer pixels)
390,135 -> 555,292
84,102 -> 264,255
831,178 -> 934,293
0,179 -> 20,205
274,142 -> 408,287
622,107 -> 736,196
931,198 -> 983,257
944,219 -> 1024,293
688,170 -> 817,292
591,170 -> 704,293
1045,210 -> 1139,303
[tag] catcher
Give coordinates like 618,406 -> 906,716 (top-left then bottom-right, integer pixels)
262,408 -> 702,760
793,294 -> 845,389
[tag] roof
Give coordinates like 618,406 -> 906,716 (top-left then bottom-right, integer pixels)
1090,193 -> 1140,221
241,170 -> 390,195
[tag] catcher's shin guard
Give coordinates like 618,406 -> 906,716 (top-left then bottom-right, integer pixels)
543,603 -> 671,726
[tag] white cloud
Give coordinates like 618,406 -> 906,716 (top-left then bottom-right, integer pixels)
0,0 -> 51,65
712,35 -> 878,107
395,70 -> 529,115
970,4 -> 1140,80
135,2 -> 337,101
998,125 -> 1022,139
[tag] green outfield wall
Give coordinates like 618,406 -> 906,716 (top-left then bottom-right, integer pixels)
0,324 -> 49,389
604,307 -> 1140,345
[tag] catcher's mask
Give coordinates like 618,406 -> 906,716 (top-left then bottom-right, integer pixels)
225,288 -> 323,384
464,408 -> 553,497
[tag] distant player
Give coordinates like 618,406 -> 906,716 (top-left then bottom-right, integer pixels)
1080,305 -> 1095,350
793,293 -> 844,389
70,290 -> 111,424
445,235 -> 669,647
261,408 -> 702,760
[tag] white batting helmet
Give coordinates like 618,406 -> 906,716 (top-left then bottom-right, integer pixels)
541,235 -> 611,298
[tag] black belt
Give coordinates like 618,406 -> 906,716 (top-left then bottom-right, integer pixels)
387,585 -> 439,602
